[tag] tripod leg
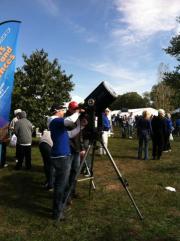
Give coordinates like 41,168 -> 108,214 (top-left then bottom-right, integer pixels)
100,140 -> 144,220
84,160 -> 96,190
88,141 -> 97,198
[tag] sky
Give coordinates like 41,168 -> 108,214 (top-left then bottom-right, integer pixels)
1,0 -> 180,101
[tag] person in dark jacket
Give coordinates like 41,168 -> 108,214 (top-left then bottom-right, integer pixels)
14,111 -> 33,170
39,130 -> 53,190
66,101 -> 87,199
151,109 -> 167,160
175,117 -> 180,136
137,110 -> 152,160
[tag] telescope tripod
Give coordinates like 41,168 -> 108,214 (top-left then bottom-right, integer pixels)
58,133 -> 143,221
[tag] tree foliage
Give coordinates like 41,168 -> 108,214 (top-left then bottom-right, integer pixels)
150,82 -> 174,111
150,63 -> 174,111
11,49 -> 74,130
163,18 -> 180,108
110,92 -> 151,110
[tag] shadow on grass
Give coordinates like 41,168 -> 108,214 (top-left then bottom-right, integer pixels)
6,162 -> 44,174
111,154 -> 138,160
0,169 -> 51,219
151,164 -> 179,174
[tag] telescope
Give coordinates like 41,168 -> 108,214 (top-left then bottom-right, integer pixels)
79,81 -> 118,137
83,81 -> 118,114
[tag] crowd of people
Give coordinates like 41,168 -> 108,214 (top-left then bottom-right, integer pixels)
112,109 -> 179,161
0,103 -> 179,221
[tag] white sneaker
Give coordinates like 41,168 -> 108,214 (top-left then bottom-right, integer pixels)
3,164 -> 8,168
84,174 -> 91,177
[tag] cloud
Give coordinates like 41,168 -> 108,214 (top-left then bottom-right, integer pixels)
70,95 -> 84,103
63,56 -> 153,93
89,61 -> 151,93
86,36 -> 97,43
37,0 -> 60,16
112,0 -> 180,43
70,21 -> 98,43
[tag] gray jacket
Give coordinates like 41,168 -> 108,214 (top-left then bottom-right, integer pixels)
14,113 -> 33,145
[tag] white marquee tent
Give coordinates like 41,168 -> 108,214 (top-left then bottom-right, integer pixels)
111,107 -> 158,117
172,108 -> 180,114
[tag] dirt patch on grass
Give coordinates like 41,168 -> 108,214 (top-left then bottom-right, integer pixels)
105,183 -> 123,191
168,208 -> 180,217
0,226 -> 26,236
94,158 -> 147,177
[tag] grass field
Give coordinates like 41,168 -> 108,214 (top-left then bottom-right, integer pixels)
0,129 -> 179,241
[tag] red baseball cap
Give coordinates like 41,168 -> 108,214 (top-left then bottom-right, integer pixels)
68,101 -> 79,110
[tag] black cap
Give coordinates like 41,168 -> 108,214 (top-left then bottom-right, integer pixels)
50,103 -> 66,114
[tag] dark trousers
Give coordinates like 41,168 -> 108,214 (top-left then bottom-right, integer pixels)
39,142 -> 53,188
152,135 -> 164,159
16,144 -> 32,169
164,132 -> 171,151
0,142 -> 7,167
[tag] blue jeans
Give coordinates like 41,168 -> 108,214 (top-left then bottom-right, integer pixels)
69,152 -> 80,195
128,125 -> 133,137
51,156 -> 72,218
138,134 -> 149,160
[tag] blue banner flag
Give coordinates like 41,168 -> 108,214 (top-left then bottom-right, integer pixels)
0,20 -> 21,131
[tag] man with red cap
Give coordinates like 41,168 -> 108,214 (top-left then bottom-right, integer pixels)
66,101 -> 87,200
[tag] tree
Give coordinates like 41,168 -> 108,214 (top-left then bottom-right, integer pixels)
150,63 -> 174,111
163,18 -> 180,108
11,49 -> 74,130
110,92 -> 149,110
142,91 -> 152,107
150,82 -> 174,111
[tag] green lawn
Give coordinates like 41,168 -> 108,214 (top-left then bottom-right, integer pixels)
0,130 -> 179,241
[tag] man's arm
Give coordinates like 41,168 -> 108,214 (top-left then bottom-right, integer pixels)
68,117 -> 87,138
64,112 -> 80,127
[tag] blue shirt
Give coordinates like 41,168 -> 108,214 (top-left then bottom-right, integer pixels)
166,118 -> 173,132
102,113 -> 111,131
176,119 -> 180,127
49,117 -> 71,157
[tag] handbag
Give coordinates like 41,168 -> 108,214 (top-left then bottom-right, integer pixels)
169,133 -> 174,141
9,134 -> 17,147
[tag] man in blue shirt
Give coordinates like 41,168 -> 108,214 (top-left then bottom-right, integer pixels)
175,118 -> 180,136
48,103 -> 80,221
99,108 -> 111,155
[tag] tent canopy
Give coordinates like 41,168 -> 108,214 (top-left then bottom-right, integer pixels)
172,108 -> 180,114
111,107 -> 158,117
